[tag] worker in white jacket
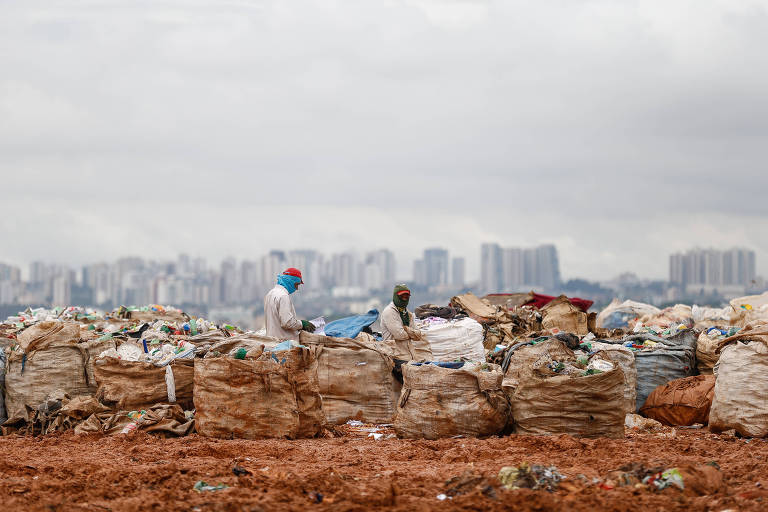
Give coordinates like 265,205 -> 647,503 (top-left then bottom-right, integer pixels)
380,284 -> 432,360
264,268 -> 315,340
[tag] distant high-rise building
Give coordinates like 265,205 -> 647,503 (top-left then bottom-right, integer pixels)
451,257 -> 466,287
287,250 -> 323,290
330,252 -> 358,287
29,261 -> 48,284
532,244 -> 560,289
481,243 -> 561,292
481,243 -> 503,292
423,248 -> 449,287
669,248 -> 756,291
413,259 -> 426,287
260,251 -> 286,290
52,274 -> 71,306
0,263 -> 21,283
363,249 -> 396,290
501,248 -> 523,290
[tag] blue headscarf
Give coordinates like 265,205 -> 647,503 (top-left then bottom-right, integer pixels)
277,274 -> 301,294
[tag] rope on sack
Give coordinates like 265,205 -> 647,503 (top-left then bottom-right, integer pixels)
165,365 -> 176,403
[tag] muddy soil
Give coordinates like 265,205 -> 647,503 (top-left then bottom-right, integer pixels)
0,427 -> 766,511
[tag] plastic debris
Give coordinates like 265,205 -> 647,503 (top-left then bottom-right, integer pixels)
193,481 -> 228,492
498,463 -> 565,492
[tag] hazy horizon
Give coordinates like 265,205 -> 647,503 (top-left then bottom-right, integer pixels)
2,1 -> 767,282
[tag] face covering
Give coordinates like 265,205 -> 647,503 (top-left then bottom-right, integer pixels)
277,274 -> 301,294
392,285 -> 411,326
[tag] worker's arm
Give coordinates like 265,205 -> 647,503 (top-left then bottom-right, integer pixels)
382,307 -> 410,341
277,294 -> 303,331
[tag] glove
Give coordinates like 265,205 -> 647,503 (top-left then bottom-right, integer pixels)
404,326 -> 423,341
301,320 -> 316,332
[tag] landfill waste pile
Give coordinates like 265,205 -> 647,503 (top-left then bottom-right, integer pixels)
2,291 -> 768,441
3,292 -> 768,510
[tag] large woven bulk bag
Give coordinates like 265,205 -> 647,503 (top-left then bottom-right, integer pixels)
501,339 -> 573,396
640,375 -> 715,426
94,358 -> 194,410
511,360 -> 626,439
394,362 -> 509,439
302,332 -> 399,425
4,322 -> 92,423
195,346 -> 323,439
709,329 -> 768,437
270,345 -> 325,438
418,317 -> 485,362
591,342 -> 638,414
632,331 -> 697,411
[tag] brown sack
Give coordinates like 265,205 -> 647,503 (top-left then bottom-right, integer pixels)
709,339 -> 768,437
639,375 -> 715,426
592,342 -> 638,414
4,322 -> 106,423
302,332 -> 400,425
194,346 -> 323,439
17,321 -> 80,353
75,403 -> 194,437
511,363 -> 626,439
394,362 -> 509,439
540,296 -> 588,335
270,346 -> 325,438
94,358 -> 194,410
502,340 -> 574,396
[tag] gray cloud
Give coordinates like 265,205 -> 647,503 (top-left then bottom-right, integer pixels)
2,0 -> 768,280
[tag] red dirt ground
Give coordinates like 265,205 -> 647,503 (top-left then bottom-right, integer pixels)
0,427 -> 766,511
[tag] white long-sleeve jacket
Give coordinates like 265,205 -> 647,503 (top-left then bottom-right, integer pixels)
264,285 -> 303,340
380,301 -> 415,341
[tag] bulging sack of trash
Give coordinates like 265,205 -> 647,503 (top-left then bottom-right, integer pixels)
4,321 -> 114,424
501,339 -> 574,396
510,353 -> 626,439
94,357 -> 194,411
417,317 -> 485,362
394,361 -> 509,439
591,342 -> 637,414
631,330 -> 697,412
639,375 -> 715,426
709,329 -> 768,437
300,332 -> 399,425
194,345 -> 324,439
692,305 -> 735,329
636,304 -> 693,330
597,299 -> 661,330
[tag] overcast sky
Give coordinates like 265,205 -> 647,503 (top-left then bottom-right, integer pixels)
1,0 -> 767,281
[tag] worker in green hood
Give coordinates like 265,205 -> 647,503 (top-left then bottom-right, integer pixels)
381,284 -> 417,341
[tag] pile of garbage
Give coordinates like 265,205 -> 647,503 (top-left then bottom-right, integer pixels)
0,304 -> 251,434
4,289 -> 768,442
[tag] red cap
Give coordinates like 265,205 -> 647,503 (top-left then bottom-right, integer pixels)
282,268 -> 304,283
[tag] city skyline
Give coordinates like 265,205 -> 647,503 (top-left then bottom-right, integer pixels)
2,244 -> 763,309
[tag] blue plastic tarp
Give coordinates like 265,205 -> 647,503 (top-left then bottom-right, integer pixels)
324,309 -> 379,339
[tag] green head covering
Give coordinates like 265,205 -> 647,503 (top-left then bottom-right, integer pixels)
393,284 -> 411,327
